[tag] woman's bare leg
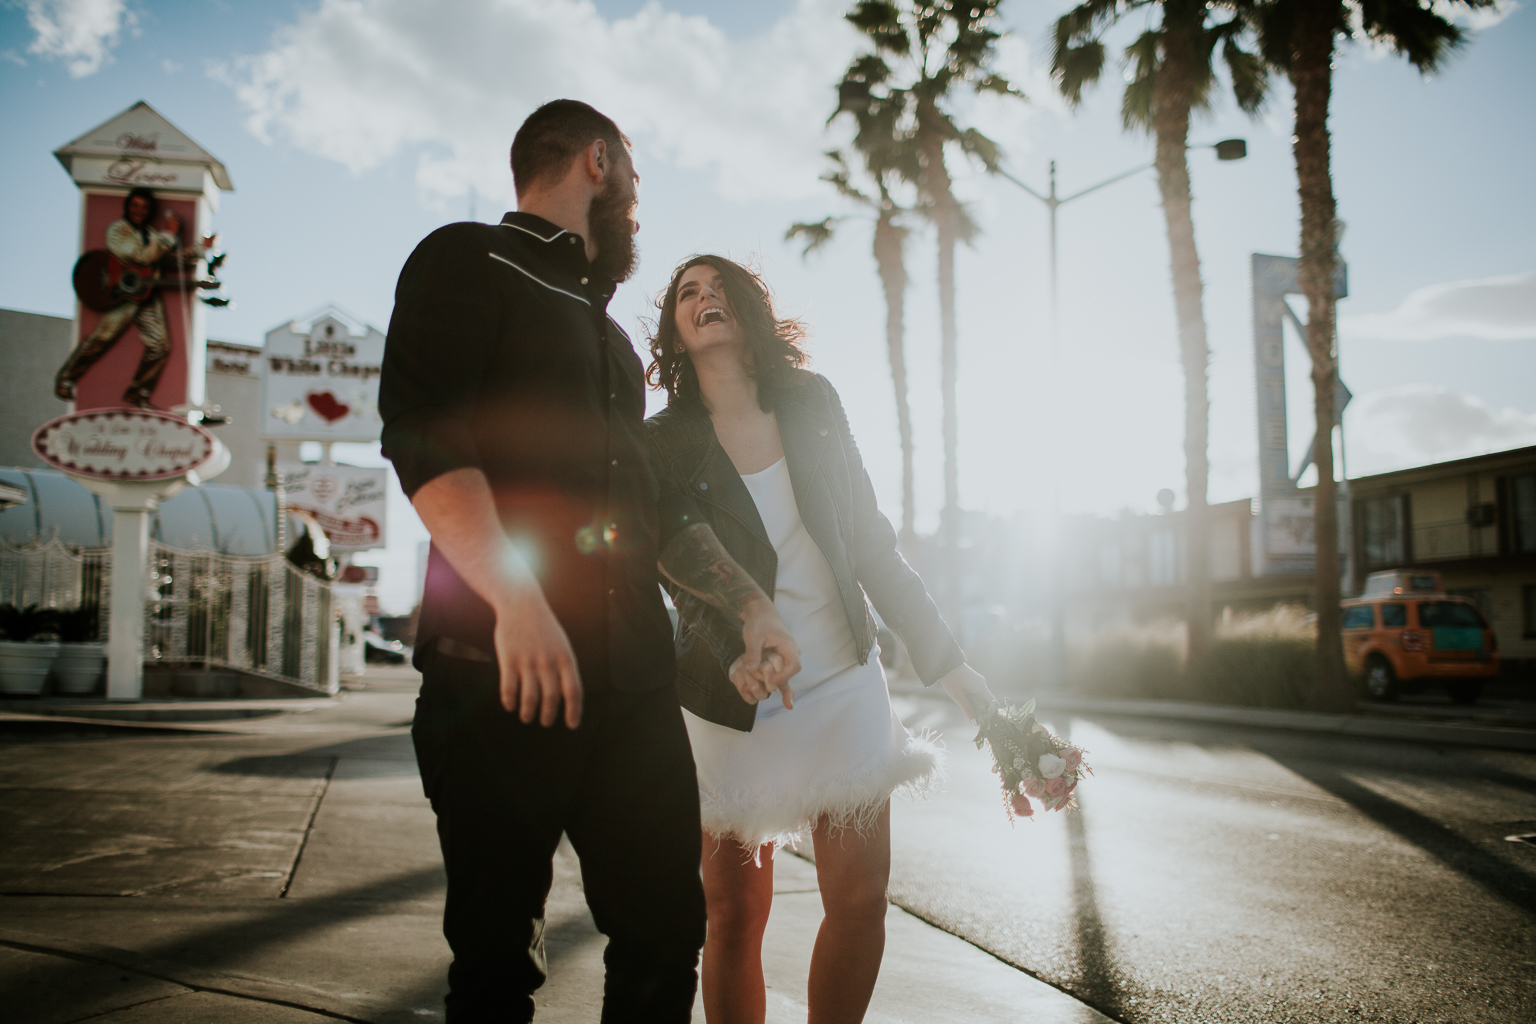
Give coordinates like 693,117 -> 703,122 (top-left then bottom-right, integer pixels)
700,833 -> 775,1024
807,802 -> 891,1023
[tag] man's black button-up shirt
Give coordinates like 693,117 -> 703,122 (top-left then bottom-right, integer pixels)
379,211 -> 675,693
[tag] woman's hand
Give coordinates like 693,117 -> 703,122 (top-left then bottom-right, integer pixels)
939,663 -> 995,722
729,596 -> 800,709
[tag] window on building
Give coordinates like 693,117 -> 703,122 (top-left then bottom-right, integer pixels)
1511,474 -> 1536,554
1342,606 -> 1374,629
1381,603 -> 1407,627
1361,495 -> 1406,567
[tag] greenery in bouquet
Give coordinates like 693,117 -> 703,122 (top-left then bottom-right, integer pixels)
972,699 -> 1091,821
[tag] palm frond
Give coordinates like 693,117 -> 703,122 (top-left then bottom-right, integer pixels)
957,127 -> 1003,173
786,218 -> 840,257
1119,30 -> 1159,133
975,73 -> 1023,100
1052,40 -> 1107,107
1359,0 -> 1469,73
846,0 -> 911,55
1222,36 -> 1268,114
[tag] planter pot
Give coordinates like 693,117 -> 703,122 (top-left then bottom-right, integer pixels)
53,642 -> 107,695
0,640 -> 60,696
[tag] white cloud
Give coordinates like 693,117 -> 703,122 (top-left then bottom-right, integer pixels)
1339,271 -> 1536,341
1346,385 -> 1536,476
217,0 -> 871,208
26,0 -> 133,77
1435,0 -> 1520,31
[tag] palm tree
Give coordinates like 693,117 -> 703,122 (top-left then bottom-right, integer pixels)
1249,0 -> 1493,709
1052,0 -> 1267,666
834,0 -> 1023,623
789,153 -> 920,541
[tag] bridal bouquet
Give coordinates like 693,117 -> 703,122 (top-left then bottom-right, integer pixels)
972,699 -> 1090,820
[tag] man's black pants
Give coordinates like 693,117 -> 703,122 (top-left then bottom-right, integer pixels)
413,650 -> 707,1023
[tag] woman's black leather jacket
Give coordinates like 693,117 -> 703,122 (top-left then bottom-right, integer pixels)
645,370 -> 965,732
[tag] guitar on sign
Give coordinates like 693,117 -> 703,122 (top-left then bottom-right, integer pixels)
71,249 -> 222,312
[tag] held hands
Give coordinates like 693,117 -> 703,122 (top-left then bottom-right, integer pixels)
939,663 -> 996,723
492,589 -> 583,729
728,596 -> 802,710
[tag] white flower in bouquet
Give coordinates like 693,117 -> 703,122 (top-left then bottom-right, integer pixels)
1038,753 -> 1067,779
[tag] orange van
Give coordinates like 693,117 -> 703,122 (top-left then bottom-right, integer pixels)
1342,571 -> 1498,704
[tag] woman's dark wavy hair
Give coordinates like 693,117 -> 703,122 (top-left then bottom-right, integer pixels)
645,255 -> 809,411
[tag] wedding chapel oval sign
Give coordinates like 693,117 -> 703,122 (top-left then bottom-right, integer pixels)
32,409 -> 217,482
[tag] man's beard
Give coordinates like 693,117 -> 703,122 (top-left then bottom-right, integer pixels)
588,175 -> 638,283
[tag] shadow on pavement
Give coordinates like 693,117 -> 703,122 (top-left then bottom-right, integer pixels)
1065,801 -> 1127,1021
1267,754 -> 1536,918
2,865 -> 447,1023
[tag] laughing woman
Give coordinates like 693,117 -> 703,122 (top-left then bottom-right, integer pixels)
645,255 -> 995,1023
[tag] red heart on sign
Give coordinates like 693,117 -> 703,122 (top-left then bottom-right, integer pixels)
306,390 -> 350,423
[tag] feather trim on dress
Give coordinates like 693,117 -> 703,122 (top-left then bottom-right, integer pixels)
699,729 -> 945,852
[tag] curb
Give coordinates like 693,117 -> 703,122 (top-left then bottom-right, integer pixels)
1031,695 -> 1536,752
0,927 -> 394,1023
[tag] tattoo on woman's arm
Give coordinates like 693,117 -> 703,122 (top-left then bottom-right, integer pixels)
657,523 -> 766,619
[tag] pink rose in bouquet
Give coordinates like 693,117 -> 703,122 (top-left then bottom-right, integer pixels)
970,699 -> 1091,823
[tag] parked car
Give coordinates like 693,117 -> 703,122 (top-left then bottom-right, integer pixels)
1342,571 -> 1498,704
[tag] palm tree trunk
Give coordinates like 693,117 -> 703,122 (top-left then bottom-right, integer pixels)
873,209 -> 915,543
918,98 -> 963,628
1290,0 -> 1349,709
1150,17 -> 1212,667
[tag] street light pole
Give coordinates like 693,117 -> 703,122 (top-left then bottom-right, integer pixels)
999,140 -> 1246,349
995,140 -> 1247,688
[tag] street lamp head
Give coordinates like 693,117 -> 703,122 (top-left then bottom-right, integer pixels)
1214,138 -> 1247,161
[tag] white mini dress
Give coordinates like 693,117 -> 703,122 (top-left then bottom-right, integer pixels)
682,457 -> 943,851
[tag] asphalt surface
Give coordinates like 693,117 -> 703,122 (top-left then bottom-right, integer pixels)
883,690 -> 1536,1023
0,670 -> 1110,1024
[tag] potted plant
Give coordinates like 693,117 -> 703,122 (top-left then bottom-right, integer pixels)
0,604 -> 62,696
52,607 -> 106,696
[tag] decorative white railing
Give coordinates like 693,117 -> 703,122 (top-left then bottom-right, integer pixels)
0,537 -> 336,694
0,534 -> 109,634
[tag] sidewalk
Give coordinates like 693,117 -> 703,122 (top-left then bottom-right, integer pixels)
1,666 -> 1112,1024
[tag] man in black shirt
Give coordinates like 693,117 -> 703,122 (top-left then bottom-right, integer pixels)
380,101 -> 798,1023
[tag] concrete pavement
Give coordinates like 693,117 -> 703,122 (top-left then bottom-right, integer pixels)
1,666 -> 1112,1024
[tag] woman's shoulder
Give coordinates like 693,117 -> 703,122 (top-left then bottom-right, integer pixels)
644,400 -> 710,452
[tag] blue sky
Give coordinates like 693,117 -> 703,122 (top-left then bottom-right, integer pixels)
3,0 -> 1532,612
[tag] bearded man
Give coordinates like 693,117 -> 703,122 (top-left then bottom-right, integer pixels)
380,100 -> 797,1022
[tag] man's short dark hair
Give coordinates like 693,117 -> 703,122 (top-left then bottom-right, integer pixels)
511,100 -> 629,196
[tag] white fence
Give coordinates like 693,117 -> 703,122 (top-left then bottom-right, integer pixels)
1,536 -> 337,693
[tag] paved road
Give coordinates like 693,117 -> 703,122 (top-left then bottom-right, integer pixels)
884,690 -> 1536,1023
0,673 -> 1108,1024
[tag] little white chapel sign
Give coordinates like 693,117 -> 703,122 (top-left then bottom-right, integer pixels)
32,409 -> 218,481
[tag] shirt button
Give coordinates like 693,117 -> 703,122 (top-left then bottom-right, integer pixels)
698,481 -> 708,490
820,428 -> 828,436
611,458 -> 618,466
580,277 -> 589,285
608,588 -> 616,596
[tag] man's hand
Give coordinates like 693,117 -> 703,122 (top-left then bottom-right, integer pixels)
939,663 -> 995,722
410,468 -> 582,730
493,589 -> 583,728
727,596 -> 801,709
